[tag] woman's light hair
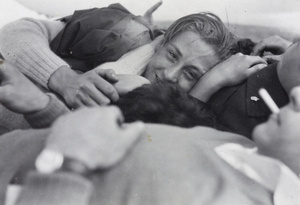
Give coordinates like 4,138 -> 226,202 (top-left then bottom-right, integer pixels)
163,12 -> 235,61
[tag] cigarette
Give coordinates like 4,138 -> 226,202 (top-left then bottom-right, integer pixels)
258,88 -> 280,114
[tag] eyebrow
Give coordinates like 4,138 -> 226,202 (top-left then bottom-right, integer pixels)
169,44 -> 183,57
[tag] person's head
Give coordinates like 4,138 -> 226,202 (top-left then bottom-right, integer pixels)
252,86 -> 300,173
143,12 -> 235,92
113,82 -> 216,128
277,41 -> 300,94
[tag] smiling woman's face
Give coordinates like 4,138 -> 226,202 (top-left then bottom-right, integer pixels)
143,31 -> 219,92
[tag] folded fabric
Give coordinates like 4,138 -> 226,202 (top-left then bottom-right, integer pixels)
216,143 -> 300,205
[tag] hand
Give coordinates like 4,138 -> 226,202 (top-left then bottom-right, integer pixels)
114,75 -> 150,95
190,53 -> 267,102
0,61 -> 49,114
213,53 -> 267,86
252,35 -> 292,56
143,1 -> 163,24
49,66 -> 119,108
46,106 -> 145,170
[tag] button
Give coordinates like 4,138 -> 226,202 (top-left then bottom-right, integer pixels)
250,96 -> 260,102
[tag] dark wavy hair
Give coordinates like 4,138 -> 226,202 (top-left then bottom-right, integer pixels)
114,82 -> 216,128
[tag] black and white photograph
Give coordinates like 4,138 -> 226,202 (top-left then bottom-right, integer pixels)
0,0 -> 299,204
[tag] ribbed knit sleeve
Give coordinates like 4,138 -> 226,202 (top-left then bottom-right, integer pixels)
0,18 -> 69,88
24,93 -> 70,128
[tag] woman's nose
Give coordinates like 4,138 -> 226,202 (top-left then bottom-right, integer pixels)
163,67 -> 180,83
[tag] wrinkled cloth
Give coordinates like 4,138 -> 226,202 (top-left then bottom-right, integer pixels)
216,143 -> 300,205
50,3 -> 154,72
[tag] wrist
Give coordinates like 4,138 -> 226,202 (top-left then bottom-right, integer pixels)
48,65 -> 77,95
190,71 -> 224,102
35,148 -> 91,178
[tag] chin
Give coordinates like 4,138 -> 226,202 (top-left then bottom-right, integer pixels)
252,123 -> 271,145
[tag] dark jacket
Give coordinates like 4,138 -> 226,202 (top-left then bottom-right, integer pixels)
50,4 -> 156,72
208,63 -> 289,138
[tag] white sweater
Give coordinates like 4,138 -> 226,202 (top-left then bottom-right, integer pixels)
0,18 -> 156,88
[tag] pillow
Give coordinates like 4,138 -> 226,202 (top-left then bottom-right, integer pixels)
0,0 -> 49,28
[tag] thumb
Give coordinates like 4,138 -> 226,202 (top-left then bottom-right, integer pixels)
95,68 -> 119,83
121,121 -> 145,145
247,63 -> 267,77
262,55 -> 282,64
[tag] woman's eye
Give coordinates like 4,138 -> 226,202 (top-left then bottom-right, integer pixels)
185,70 -> 198,81
168,50 -> 177,60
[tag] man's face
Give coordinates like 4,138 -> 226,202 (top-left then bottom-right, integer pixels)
143,31 -> 219,92
252,86 -> 300,159
277,42 -> 300,94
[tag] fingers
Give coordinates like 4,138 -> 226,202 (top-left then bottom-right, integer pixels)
143,1 -> 163,19
247,63 -> 267,76
247,55 -> 267,66
262,55 -> 283,64
67,71 -> 120,108
120,121 -> 145,144
252,41 -> 267,56
95,69 -> 119,83
79,84 -> 111,106
245,55 -> 267,76
93,76 -> 119,102
77,94 -> 99,107
252,36 -> 292,56
72,97 -> 85,109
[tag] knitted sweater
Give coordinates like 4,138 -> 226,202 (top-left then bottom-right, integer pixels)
0,18 -> 155,88
0,18 -> 67,87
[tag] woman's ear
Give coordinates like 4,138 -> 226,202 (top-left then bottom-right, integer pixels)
150,35 -> 164,51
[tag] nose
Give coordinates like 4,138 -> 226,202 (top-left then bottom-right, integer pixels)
162,66 -> 180,83
290,86 -> 300,111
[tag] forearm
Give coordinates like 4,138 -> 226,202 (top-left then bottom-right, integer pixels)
16,171 -> 92,205
190,72 -> 225,102
0,18 -> 68,88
